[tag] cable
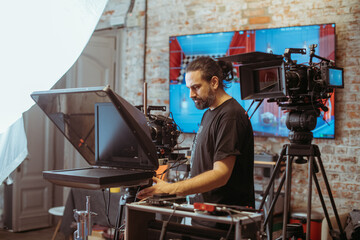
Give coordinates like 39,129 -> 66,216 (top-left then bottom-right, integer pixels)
101,189 -> 114,228
159,205 -> 177,240
158,156 -> 188,179
222,210 -> 234,240
134,186 -> 142,202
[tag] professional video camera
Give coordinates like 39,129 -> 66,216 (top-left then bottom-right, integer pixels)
238,44 -> 343,105
221,44 -> 344,144
137,105 -> 181,159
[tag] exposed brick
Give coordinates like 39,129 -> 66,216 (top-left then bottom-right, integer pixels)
327,173 -> 340,181
340,173 -> 358,182
348,111 -> 360,119
321,145 -> 335,154
103,10 -> 115,16
150,78 -> 167,84
323,164 -> 345,172
341,191 -> 354,199
349,130 -> 360,137
335,146 -> 348,155
243,8 -> 266,17
338,156 -> 357,164
348,147 -> 360,156
249,16 -> 271,25
351,193 -> 360,202
346,103 -> 360,111
345,121 -> 360,128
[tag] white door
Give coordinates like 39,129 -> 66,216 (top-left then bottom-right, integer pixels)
11,106 -> 57,232
11,34 -> 117,231
63,35 -> 116,171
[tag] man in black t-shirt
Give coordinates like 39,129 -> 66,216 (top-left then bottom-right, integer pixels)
138,57 -> 255,210
190,97 -> 255,207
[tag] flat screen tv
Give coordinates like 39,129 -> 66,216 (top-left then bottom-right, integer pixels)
169,23 -> 336,139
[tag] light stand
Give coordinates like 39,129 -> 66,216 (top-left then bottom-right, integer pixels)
258,107 -> 346,240
73,196 -> 97,240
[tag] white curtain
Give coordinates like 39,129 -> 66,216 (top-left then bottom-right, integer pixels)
0,0 -> 108,183
0,118 -> 28,184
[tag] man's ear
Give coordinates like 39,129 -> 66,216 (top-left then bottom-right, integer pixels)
210,76 -> 219,90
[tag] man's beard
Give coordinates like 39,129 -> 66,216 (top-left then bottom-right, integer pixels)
192,89 -> 216,110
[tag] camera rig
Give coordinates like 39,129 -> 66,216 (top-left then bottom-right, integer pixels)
220,44 -> 344,144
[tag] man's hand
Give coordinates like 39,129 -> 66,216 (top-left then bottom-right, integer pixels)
137,177 -> 174,199
137,155 -> 236,200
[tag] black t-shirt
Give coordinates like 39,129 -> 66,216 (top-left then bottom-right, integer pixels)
190,98 -> 255,207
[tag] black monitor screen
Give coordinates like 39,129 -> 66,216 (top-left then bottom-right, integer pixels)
95,102 -> 150,168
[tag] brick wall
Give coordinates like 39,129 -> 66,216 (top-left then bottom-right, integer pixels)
102,0 -> 360,213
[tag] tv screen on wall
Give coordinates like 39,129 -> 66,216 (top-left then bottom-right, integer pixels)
169,23 -> 336,139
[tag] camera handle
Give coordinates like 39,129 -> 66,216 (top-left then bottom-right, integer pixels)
309,44 -> 333,66
284,48 -> 306,65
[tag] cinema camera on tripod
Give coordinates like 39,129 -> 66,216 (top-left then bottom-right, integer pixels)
220,45 -> 346,240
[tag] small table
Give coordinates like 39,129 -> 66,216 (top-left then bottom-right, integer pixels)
125,202 -> 262,240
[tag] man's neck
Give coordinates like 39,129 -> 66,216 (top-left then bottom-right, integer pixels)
209,90 -> 232,110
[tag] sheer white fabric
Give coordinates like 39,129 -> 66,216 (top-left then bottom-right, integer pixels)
0,0 -> 108,133
0,0 -> 108,183
0,117 -> 27,184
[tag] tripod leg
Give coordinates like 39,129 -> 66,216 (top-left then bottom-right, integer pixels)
282,154 -> 294,240
305,154 -> 314,240
312,163 -> 335,236
263,170 -> 286,227
316,153 -> 346,239
259,145 -> 287,211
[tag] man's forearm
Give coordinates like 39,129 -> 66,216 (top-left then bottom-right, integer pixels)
137,156 -> 235,199
170,168 -> 229,196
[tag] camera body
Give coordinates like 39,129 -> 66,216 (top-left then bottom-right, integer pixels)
148,114 -> 181,158
136,105 -> 181,159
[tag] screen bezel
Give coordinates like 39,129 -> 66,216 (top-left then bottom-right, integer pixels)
327,66 -> 344,88
239,60 -> 287,100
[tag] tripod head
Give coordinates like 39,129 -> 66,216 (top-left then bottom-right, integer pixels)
278,102 -> 323,145
285,108 -> 319,145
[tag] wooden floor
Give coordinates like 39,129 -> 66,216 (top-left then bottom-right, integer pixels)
0,226 -> 65,240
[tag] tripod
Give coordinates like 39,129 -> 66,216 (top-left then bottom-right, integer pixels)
259,108 -> 346,240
